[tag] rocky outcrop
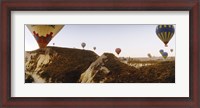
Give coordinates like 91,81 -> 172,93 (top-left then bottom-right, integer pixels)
25,46 -> 98,83
79,53 -> 140,83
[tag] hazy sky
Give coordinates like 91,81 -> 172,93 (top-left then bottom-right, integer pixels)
25,25 -> 175,57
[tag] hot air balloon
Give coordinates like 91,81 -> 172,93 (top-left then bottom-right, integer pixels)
170,49 -> 173,52
147,53 -> 152,58
115,48 -> 121,55
81,42 -> 86,49
26,25 -> 64,48
156,25 -> 175,47
93,47 -> 96,50
53,43 -> 55,45
162,52 -> 168,59
159,49 -> 164,55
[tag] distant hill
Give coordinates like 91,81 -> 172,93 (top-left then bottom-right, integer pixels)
119,56 -> 175,62
25,47 -> 175,83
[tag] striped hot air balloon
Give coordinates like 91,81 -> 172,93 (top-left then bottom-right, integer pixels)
26,25 -> 64,48
156,25 -> 175,47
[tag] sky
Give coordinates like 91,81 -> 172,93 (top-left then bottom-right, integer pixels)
25,25 -> 175,57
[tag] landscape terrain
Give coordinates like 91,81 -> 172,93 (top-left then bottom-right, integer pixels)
25,47 -> 175,83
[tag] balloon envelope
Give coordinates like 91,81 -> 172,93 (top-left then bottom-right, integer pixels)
115,48 -> 121,55
156,25 -> 175,47
162,52 -> 168,59
93,47 -> 96,50
170,49 -> 173,52
159,49 -> 164,54
147,53 -> 152,58
27,25 -> 64,48
81,42 -> 86,48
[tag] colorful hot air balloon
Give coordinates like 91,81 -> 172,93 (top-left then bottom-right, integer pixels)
81,42 -> 86,49
115,48 -> 121,55
162,52 -> 168,59
159,49 -> 164,54
93,47 -> 96,50
26,25 -> 64,48
147,53 -> 152,58
156,25 -> 175,47
170,49 -> 173,52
